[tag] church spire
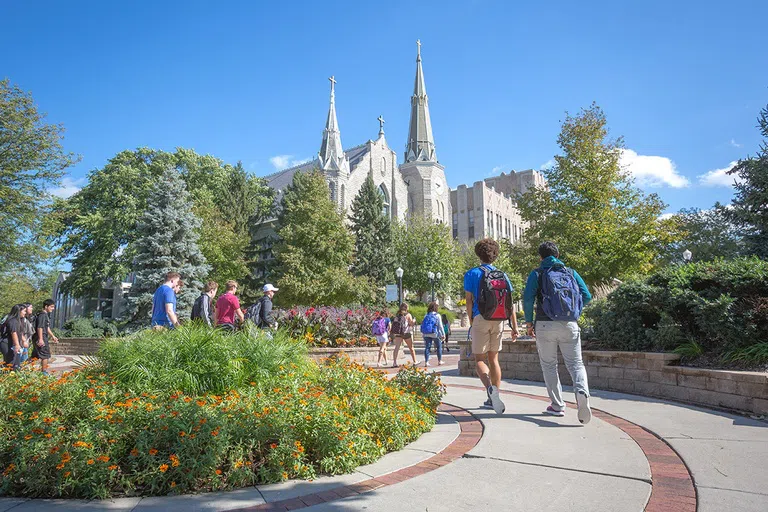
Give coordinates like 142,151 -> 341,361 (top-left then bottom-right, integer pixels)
405,40 -> 437,163
319,76 -> 346,172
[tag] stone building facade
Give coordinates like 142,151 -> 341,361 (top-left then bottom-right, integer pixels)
450,169 -> 545,244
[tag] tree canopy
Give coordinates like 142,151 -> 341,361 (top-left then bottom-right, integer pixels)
273,170 -> 375,306
350,176 -> 394,287
0,79 -> 78,272
515,103 -> 674,286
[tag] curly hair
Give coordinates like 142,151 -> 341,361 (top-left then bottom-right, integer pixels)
538,241 -> 559,259
474,238 -> 500,264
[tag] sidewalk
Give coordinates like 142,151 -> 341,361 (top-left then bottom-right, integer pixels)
3,371 -> 766,511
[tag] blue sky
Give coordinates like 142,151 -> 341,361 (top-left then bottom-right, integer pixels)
3,0 -> 766,213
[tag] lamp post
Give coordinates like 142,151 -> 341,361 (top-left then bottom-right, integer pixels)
435,272 -> 442,303
683,249 -> 692,264
427,271 -> 435,303
395,267 -> 404,305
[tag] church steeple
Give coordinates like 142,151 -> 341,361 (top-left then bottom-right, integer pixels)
319,76 -> 347,172
405,40 -> 437,163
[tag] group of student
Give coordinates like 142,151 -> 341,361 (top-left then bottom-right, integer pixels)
463,237 -> 593,424
150,273 -> 278,331
370,303 -> 452,368
0,300 -> 59,374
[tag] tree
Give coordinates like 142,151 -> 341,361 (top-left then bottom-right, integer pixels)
273,170 -> 374,306
126,167 -> 209,323
54,148 -> 272,296
660,208 -> 742,263
0,79 -> 78,272
350,176 -> 394,286
719,103 -> 768,259
516,103 -> 673,286
392,216 -> 461,299
0,270 -> 60,316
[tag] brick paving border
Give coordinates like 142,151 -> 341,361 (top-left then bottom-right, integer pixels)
449,383 -> 697,512
224,402 -> 483,512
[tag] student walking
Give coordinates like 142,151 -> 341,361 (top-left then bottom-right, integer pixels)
20,303 -> 34,364
216,280 -> 244,331
523,241 -> 593,424
244,284 -> 279,329
151,272 -> 181,329
440,313 -> 451,352
464,238 -> 518,415
372,309 -> 391,367
1,305 -> 27,370
32,299 -> 59,375
421,302 -> 445,367
391,303 -> 418,367
191,281 -> 218,326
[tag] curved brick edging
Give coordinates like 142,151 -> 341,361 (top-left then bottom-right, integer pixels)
448,383 -> 697,512
225,402 -> 483,512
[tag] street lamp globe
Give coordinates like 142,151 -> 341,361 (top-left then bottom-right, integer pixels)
682,249 -> 692,262
395,267 -> 404,279
436,272 -> 442,280
427,271 -> 435,280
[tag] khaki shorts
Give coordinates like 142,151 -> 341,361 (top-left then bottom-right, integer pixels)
471,316 -> 504,354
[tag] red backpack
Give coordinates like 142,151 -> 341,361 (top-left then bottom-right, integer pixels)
477,265 -> 513,322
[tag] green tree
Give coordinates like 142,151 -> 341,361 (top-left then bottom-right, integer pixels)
350,176 -> 394,286
126,167 -> 209,323
719,104 -> 768,259
660,208 -> 742,263
54,148 -> 272,296
273,170 -> 374,306
392,216 -> 461,299
516,103 -> 673,286
0,270 -> 60,316
0,79 -> 78,272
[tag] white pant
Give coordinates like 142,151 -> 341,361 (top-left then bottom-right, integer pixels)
535,321 -> 589,411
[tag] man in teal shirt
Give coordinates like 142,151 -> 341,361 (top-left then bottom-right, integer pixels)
523,241 -> 593,424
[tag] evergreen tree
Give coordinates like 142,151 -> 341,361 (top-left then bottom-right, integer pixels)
350,176 -> 394,285
126,167 -> 209,323
719,104 -> 768,259
273,170 -> 375,306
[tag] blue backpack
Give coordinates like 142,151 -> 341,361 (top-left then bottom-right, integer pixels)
538,265 -> 583,321
421,312 -> 438,335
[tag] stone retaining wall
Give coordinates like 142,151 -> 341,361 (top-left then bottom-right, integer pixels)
458,339 -> 768,416
306,347 -> 380,365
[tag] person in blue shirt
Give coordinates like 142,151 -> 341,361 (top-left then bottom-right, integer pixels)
523,241 -> 593,424
150,271 -> 181,329
464,238 -> 518,415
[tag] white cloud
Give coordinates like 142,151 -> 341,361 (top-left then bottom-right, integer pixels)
620,149 -> 690,188
539,159 -> 554,170
269,155 -> 310,171
698,161 -> 741,187
50,177 -> 85,198
729,138 -> 743,148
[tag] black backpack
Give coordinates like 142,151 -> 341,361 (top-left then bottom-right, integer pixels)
244,298 -> 264,327
190,294 -> 208,321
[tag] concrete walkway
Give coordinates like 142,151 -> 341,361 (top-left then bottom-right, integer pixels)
2,369 -> 767,511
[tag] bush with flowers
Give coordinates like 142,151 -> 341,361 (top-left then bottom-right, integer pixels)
275,306 -> 384,347
0,325 -> 445,499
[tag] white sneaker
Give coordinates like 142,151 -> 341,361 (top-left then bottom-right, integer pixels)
425,361 -> 431,367
576,391 -> 592,425
488,385 -> 505,415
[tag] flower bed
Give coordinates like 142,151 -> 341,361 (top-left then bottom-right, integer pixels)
275,306 -> 381,347
0,326 -> 444,499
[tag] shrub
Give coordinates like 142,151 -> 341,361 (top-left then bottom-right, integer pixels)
392,304 -> 456,324
391,365 -> 446,412
588,258 -> 768,359
61,316 -> 119,338
0,327 -> 445,499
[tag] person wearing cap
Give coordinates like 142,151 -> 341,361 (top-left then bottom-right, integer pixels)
259,284 -> 278,329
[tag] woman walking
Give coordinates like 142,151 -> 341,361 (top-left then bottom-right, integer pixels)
372,309 -> 391,367
1,304 -> 27,370
391,303 -> 418,367
421,302 -> 445,367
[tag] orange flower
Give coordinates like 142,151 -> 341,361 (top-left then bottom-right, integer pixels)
170,481 -> 176,487
86,459 -> 95,465
178,431 -> 186,437
24,435 -> 33,440
169,454 -> 180,467
281,471 -> 288,479
130,448 -> 139,457
149,448 -> 158,456
97,455 -> 110,463
211,429 -> 219,437
215,469 -> 222,475
270,443 -> 278,449
108,465 -> 118,471
159,464 -> 169,473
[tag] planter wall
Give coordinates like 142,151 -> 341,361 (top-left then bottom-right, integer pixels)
458,339 -> 768,417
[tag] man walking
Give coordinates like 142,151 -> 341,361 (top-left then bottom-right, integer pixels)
258,284 -> 278,329
523,241 -> 593,424
151,272 -> 181,329
464,238 -> 518,415
33,299 -> 59,375
216,280 -> 244,331
191,281 -> 218,327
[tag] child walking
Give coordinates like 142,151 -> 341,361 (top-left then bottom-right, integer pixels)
372,309 -> 391,367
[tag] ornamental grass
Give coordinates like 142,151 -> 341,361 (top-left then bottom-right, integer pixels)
0,325 -> 444,499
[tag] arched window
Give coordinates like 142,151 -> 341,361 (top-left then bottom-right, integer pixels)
329,181 -> 336,203
378,184 -> 390,218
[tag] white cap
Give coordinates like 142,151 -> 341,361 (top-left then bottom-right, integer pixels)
263,284 -> 279,292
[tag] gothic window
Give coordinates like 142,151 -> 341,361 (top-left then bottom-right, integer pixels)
329,182 -> 336,203
378,184 -> 390,217
341,184 -> 345,209
381,157 -> 386,177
